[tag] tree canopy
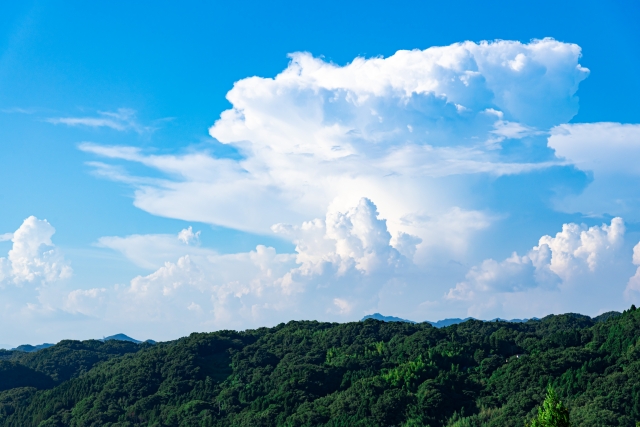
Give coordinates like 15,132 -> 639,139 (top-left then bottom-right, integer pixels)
1,307 -> 639,426
530,386 -> 570,427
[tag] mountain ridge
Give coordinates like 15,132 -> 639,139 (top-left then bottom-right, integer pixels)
360,313 -> 606,328
5,333 -> 155,352
0,307 -> 638,426
4,312 -> 624,352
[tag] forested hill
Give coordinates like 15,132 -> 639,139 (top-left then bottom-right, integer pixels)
1,308 -> 639,426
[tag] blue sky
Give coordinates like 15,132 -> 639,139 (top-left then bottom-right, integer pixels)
1,0 -> 639,346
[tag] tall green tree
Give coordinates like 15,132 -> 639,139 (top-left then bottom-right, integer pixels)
530,385 -> 570,427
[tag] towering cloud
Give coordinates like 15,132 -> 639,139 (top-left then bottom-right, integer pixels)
40,39 -> 637,337
0,216 -> 71,286
81,39 -> 589,263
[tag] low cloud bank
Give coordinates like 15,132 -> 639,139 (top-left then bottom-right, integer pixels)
1,206 -> 639,343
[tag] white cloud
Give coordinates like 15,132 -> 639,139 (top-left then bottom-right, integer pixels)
187,302 -> 203,313
449,217 -> 625,298
0,206 -> 411,340
0,217 -> 78,345
550,123 -> 640,175
112,248 -> 292,328
86,202 -> 636,333
3,208 -> 638,343
446,252 -> 539,300
9,39 -> 640,343
544,218 -> 625,276
177,226 -> 201,244
624,242 -> 640,300
0,216 -> 72,285
332,298 -> 352,315
446,218 -> 630,316
549,122 -> 640,219
47,108 -> 153,133
392,232 -> 423,259
97,227 -> 209,270
88,198 -> 422,332
80,39 -> 588,262
65,288 -> 108,317
490,119 -> 541,141
1,107 -> 36,114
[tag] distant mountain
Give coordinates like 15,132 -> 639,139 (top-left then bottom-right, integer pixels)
361,314 -> 543,328
593,311 -> 622,322
11,343 -> 54,352
427,317 -> 475,328
361,313 -> 416,323
360,314 -> 471,326
4,334 -> 153,353
488,317 -> 539,323
101,334 -> 141,343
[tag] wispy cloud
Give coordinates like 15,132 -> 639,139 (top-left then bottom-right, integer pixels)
84,161 -> 168,186
47,108 -> 155,134
1,107 -> 36,114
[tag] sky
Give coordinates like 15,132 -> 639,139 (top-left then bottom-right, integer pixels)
1,0 -> 639,347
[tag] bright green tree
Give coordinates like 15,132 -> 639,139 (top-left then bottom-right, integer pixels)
529,385 -> 570,427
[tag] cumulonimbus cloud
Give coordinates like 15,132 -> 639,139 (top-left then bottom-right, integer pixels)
8,39 -> 640,345
80,39 -> 589,263
60,39 -> 640,329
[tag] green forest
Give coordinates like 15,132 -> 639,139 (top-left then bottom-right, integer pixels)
1,307 -> 640,426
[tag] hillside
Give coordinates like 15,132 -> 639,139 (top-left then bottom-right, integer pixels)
0,307 -> 639,426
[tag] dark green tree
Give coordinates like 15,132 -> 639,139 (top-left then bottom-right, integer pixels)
530,385 -> 570,427
3,310 -> 640,426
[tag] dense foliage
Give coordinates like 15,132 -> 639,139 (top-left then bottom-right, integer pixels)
529,386 -> 570,427
1,307 -> 639,426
